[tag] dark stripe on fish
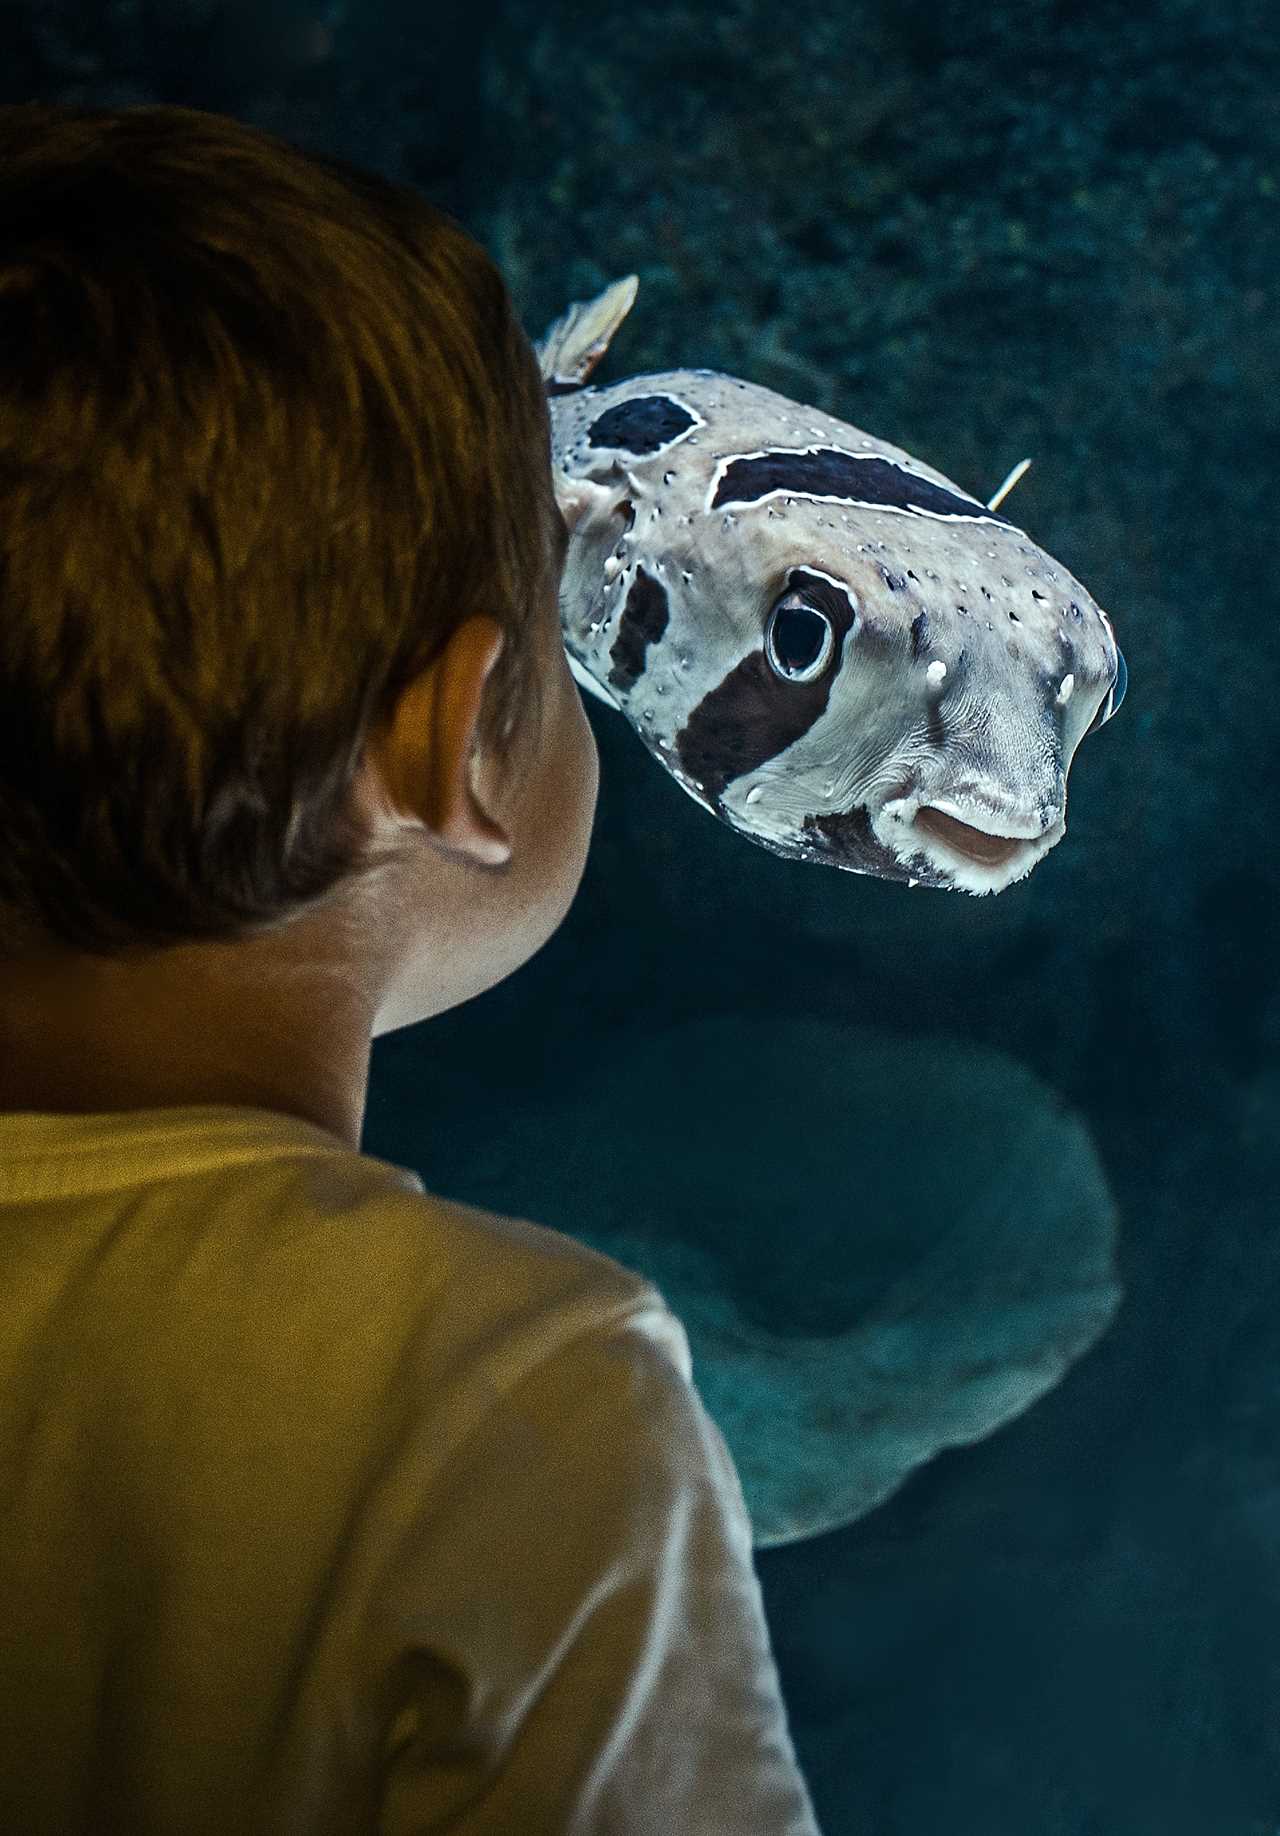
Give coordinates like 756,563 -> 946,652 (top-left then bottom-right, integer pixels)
588,395 -> 698,455
675,567 -> 859,801
712,448 -> 1009,524
608,566 -> 671,695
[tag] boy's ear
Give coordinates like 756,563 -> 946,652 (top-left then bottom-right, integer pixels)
351,619 -> 512,868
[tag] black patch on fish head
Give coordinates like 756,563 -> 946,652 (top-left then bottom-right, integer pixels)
712,447 -> 1010,525
587,395 -> 697,455
800,805 -> 928,883
674,566 -> 858,802
607,566 -> 670,695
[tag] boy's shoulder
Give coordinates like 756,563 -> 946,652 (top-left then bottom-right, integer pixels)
245,1136 -> 672,1369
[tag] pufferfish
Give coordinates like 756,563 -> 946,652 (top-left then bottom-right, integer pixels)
536,275 -> 1127,896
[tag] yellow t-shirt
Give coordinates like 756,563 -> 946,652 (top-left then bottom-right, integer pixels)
0,1105 -> 821,1835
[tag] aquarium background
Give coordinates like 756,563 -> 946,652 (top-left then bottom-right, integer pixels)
5,0 -> 1276,1829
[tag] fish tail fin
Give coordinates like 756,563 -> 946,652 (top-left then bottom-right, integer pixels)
534,274 -> 639,394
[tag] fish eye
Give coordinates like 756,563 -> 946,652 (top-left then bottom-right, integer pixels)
1086,643 -> 1127,736
765,594 -> 834,683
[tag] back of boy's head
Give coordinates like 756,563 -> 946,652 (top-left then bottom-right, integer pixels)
0,103 -> 556,964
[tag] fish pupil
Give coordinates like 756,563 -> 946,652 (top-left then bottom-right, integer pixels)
769,601 -> 829,677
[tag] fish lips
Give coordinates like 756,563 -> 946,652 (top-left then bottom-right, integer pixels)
876,786 -> 1067,892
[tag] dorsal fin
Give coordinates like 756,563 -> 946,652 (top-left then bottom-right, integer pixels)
534,274 -> 639,395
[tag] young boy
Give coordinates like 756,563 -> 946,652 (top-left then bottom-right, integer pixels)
0,104 -> 822,1833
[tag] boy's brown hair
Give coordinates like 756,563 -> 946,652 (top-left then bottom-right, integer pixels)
0,103 -> 556,959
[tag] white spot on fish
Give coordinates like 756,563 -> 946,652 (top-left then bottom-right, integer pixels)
926,659 -> 948,688
1056,672 -> 1075,706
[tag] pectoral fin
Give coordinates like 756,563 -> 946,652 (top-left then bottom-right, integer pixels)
565,649 -> 623,711
553,471 -> 636,715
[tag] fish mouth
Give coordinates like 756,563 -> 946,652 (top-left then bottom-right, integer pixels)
913,802 -> 1038,869
873,783 -> 1065,892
